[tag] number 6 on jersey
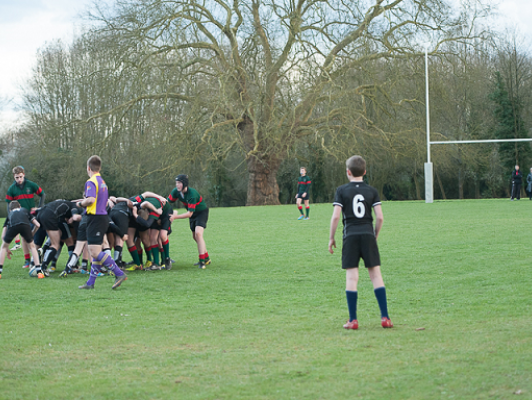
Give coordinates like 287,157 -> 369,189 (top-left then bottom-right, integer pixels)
353,194 -> 365,218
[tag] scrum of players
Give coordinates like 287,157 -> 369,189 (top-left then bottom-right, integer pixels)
0,164 -> 211,285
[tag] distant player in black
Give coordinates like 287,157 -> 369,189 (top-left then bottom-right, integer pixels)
511,165 -> 522,200
328,155 -> 393,330
0,201 -> 43,279
295,167 -> 311,220
36,200 -> 82,273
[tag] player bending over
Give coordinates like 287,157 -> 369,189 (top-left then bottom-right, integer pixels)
0,201 -> 43,279
328,155 -> 393,330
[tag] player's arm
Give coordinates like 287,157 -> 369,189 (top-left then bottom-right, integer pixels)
328,205 -> 342,254
140,201 -> 162,215
373,204 -> 384,240
37,189 -> 45,208
170,210 -> 193,221
114,197 -> 135,208
76,197 -> 95,208
78,181 -> 97,208
141,191 -> 167,205
31,217 -> 41,235
6,189 -> 13,213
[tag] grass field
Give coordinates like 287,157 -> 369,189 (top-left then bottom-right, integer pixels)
0,200 -> 531,399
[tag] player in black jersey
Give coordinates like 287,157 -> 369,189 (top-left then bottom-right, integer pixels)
0,201 -> 43,279
328,155 -> 393,330
36,200 -> 82,273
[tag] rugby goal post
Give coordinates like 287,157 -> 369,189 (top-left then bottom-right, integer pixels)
423,47 -> 532,202
425,138 -> 532,203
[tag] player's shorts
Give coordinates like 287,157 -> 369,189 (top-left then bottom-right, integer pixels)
128,215 -> 149,232
189,208 -> 208,232
342,234 -> 381,269
59,222 -> 72,241
149,218 -> 162,231
3,224 -> 33,244
108,221 -> 124,237
159,213 -> 171,231
33,226 -> 47,247
296,193 -> 308,200
38,208 -> 61,231
77,214 -> 89,242
86,215 -> 109,245
110,210 -> 129,237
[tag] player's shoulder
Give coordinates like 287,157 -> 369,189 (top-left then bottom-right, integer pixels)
188,187 -> 200,196
7,182 -> 17,192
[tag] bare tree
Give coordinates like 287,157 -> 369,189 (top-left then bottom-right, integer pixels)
82,0 -> 489,205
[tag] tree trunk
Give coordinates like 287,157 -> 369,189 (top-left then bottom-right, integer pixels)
246,156 -> 281,206
436,170 -> 447,200
413,174 -> 421,200
458,168 -> 464,199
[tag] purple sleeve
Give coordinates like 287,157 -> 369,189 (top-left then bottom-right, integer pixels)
85,181 -> 97,198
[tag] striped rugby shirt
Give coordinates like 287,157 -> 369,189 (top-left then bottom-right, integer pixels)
6,179 -> 43,211
297,175 -> 311,194
168,187 -> 207,214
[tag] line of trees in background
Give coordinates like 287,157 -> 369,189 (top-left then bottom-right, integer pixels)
1,0 -> 532,212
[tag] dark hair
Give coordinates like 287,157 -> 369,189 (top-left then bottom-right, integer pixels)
87,155 -> 102,172
9,201 -> 21,211
175,174 -> 189,188
346,155 -> 366,177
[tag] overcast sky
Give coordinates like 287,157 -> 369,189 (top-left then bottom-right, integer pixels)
0,0 -> 531,130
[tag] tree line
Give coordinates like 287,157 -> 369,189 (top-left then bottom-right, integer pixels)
1,0 -> 531,212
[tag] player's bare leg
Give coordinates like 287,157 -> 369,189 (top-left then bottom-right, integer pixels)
193,227 -> 210,269
41,230 -> 61,273
124,227 -> 142,270
21,237 -> 31,268
296,197 -> 304,220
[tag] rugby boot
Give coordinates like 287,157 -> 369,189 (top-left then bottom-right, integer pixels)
381,317 -> 393,328
343,320 -> 359,330
79,283 -> 95,289
112,275 -> 128,289
194,259 -> 211,268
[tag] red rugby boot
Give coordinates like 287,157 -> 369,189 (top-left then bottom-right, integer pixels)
381,317 -> 393,328
343,320 -> 358,330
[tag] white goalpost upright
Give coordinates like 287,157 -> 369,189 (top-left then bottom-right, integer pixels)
424,46 -> 433,203
423,47 -> 532,203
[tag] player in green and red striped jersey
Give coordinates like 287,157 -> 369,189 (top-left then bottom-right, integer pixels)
139,191 -> 174,271
295,167 -> 311,220
5,166 -> 45,267
136,195 -> 172,270
168,174 -> 211,269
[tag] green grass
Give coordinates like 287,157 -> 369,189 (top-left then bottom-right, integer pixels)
1,200 -> 531,399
